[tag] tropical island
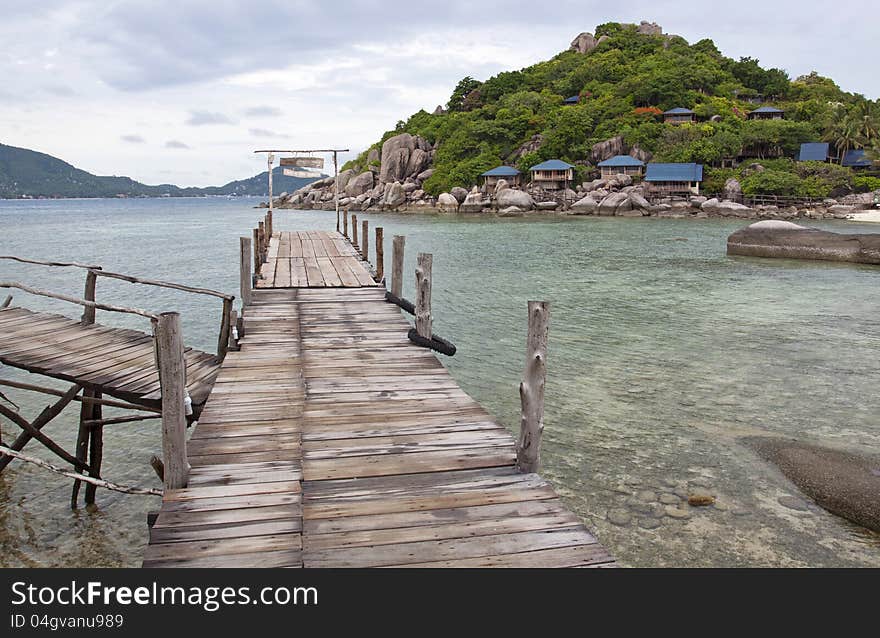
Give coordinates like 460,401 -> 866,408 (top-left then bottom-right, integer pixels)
276,21 -> 879,220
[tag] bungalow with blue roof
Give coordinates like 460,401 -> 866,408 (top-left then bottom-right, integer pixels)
663,107 -> 696,125
529,159 -> 574,190
480,165 -> 522,189
563,95 -> 580,105
798,142 -> 831,162
747,106 -> 784,120
644,163 -> 703,195
597,155 -> 645,178
842,149 -> 872,169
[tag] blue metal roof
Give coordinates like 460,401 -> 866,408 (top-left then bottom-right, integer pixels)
481,165 -> 521,177
644,163 -> 703,182
563,95 -> 580,104
663,107 -> 695,115
750,106 -> 784,113
798,142 -> 830,161
529,159 -> 574,171
842,149 -> 871,167
597,155 -> 645,167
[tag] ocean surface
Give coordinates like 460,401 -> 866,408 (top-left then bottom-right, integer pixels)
0,197 -> 878,567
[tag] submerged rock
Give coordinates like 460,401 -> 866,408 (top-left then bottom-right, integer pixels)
727,220 -> 880,265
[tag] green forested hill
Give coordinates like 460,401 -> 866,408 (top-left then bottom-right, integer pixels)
346,21 -> 879,197
0,143 -> 319,198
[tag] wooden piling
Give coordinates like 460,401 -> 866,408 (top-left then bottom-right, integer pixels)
516,301 -> 550,474
81,270 -> 98,325
228,308 -> 239,351
266,210 -> 273,240
375,227 -> 384,282
217,297 -> 233,360
391,236 -> 405,298
258,221 -> 266,262
352,214 -> 358,248
415,252 -> 433,339
343,210 -> 349,238
362,220 -> 369,260
253,228 -> 261,276
240,237 -> 252,306
75,269 -> 99,505
156,312 -> 189,490
84,398 -> 103,504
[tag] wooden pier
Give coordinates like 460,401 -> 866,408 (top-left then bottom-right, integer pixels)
143,228 -> 615,568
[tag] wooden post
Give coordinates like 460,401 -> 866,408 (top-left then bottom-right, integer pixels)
361,220 -> 369,260
516,301 -> 550,474
334,151 -> 340,233
81,270 -> 98,325
266,209 -> 273,240
415,253 -> 432,339
352,214 -> 358,248
343,210 -> 349,238
267,153 -> 274,214
375,227 -> 384,282
391,236 -> 405,298
253,228 -> 261,278
217,297 -> 233,360
258,221 -> 266,263
240,237 -> 252,306
155,312 -> 189,490
84,398 -> 103,504
228,308 -> 239,351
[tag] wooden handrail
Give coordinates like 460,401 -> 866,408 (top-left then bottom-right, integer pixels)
0,281 -> 159,320
0,255 -> 101,269
90,269 -> 234,301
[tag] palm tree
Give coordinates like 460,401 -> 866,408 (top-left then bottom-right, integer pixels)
852,102 -> 879,145
823,115 -> 862,164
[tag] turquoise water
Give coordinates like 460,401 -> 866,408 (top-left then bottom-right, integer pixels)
1,198 -> 878,567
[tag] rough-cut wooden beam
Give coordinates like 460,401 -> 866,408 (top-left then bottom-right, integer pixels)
155,312 -> 189,490
415,253 -> 433,339
0,379 -> 158,413
0,445 -> 162,497
81,269 -> 98,325
0,281 -> 158,319
240,236 -> 252,306
83,414 -> 161,427
351,214 -> 358,248
217,297 -> 233,360
0,384 -> 83,472
343,210 -> 349,239
0,401 -> 90,472
391,236 -> 405,298
362,220 -> 369,260
228,308 -> 239,351
1,295 -> 12,309
91,269 -> 232,300
516,301 -> 550,474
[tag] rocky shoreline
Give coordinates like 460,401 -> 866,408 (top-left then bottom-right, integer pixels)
264,132 -> 880,222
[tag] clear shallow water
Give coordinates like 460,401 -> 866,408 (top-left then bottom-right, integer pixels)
1,198 -> 878,567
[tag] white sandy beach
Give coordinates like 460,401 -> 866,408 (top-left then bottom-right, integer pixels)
847,210 -> 880,223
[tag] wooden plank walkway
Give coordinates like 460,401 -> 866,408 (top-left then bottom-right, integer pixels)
143,231 -> 615,568
257,231 -> 377,288
0,306 -> 219,408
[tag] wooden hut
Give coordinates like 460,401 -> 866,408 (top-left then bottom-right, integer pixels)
529,159 -> 574,190
842,149 -> 872,169
563,95 -> 580,105
480,165 -> 522,188
747,106 -> 784,120
644,163 -> 703,195
597,155 -> 645,178
663,107 -> 696,124
798,142 -> 831,162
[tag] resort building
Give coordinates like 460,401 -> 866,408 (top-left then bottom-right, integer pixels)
663,107 -> 696,124
597,155 -> 645,178
529,159 -> 575,190
563,95 -> 580,105
747,106 -> 784,120
644,162 -> 703,195
842,149 -> 872,168
798,142 -> 832,162
480,165 -> 523,189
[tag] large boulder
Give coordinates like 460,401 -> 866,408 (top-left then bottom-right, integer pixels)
459,187 -> 489,213
437,192 -> 459,212
450,186 -> 469,203
536,201 -> 560,211
703,198 -> 755,217
591,136 -> 625,163
570,32 -> 598,54
637,21 -> 662,35
405,148 -> 430,178
379,133 -> 430,183
336,169 -> 355,193
723,178 -> 742,200
494,178 -> 510,195
345,171 -> 374,197
382,181 -> 406,209
727,220 -> 880,264
495,188 -> 535,210
597,191 -> 630,216
630,145 -> 652,163
570,195 -> 599,214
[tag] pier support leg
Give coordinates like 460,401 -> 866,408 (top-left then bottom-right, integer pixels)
516,301 -> 550,474
352,215 -> 358,249
362,220 -> 369,260
343,210 -> 349,239
391,236 -> 405,298
240,237 -> 253,307
156,312 -> 189,491
84,398 -> 103,504
415,253 -> 433,339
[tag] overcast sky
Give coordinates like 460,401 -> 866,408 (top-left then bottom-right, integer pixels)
1,1 -> 875,187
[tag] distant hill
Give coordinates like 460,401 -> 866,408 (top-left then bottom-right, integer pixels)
0,143 -> 322,198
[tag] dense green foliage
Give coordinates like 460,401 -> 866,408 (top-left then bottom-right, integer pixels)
349,23 -> 879,196
0,144 -> 318,198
